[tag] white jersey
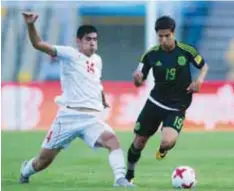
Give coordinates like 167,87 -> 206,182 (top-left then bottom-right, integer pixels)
53,45 -> 104,111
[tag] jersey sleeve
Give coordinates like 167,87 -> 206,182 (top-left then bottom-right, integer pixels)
189,48 -> 205,69
53,45 -> 76,60
138,53 -> 152,80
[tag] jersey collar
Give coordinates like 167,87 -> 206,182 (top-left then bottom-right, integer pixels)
159,40 -> 177,52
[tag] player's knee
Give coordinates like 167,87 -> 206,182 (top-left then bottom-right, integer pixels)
161,127 -> 178,150
108,134 -> 120,151
99,132 -> 120,151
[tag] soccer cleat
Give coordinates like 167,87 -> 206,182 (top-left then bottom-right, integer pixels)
128,178 -> 134,185
19,161 -> 30,184
156,150 -> 168,160
19,174 -> 29,184
113,177 -> 134,187
126,169 -> 135,184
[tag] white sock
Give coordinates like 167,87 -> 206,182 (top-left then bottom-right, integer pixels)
21,158 -> 36,177
108,148 -> 126,182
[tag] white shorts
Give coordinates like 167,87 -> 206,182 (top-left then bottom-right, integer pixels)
42,107 -> 114,150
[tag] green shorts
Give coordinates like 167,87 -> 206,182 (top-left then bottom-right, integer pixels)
134,99 -> 185,137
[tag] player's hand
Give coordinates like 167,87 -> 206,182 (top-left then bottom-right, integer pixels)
187,80 -> 202,93
22,12 -> 39,24
133,71 -> 144,87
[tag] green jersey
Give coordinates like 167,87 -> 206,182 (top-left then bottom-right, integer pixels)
140,41 -> 205,110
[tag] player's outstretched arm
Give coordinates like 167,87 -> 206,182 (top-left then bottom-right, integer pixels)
22,12 -> 56,57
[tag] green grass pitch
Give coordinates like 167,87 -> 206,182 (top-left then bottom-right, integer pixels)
2,131 -> 234,191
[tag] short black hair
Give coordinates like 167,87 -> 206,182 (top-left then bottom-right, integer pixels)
76,25 -> 98,39
155,16 -> 176,32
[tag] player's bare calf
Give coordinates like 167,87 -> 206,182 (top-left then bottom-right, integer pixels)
95,131 -> 120,151
20,148 -> 60,183
156,127 -> 178,160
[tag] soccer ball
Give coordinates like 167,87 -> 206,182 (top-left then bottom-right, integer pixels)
171,166 -> 196,189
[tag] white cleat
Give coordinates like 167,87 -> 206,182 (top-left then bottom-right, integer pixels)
113,177 -> 135,187
19,161 -> 29,184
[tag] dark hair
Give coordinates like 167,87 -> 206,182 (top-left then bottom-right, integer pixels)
155,16 -> 176,32
76,25 -> 98,39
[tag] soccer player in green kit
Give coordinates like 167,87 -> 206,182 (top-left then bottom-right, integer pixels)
126,16 -> 209,183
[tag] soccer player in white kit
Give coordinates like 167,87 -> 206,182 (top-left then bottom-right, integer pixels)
19,12 -> 133,187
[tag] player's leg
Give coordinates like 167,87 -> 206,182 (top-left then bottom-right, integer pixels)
96,130 -> 132,186
20,110 -> 77,183
125,134 -> 150,183
156,127 -> 178,160
20,124 -> 63,183
80,116 -> 133,187
156,110 -> 185,160
126,100 -> 164,182
20,148 -> 61,183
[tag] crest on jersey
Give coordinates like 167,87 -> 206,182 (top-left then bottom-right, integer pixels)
155,60 -> 162,66
177,56 -> 187,66
134,122 -> 141,131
